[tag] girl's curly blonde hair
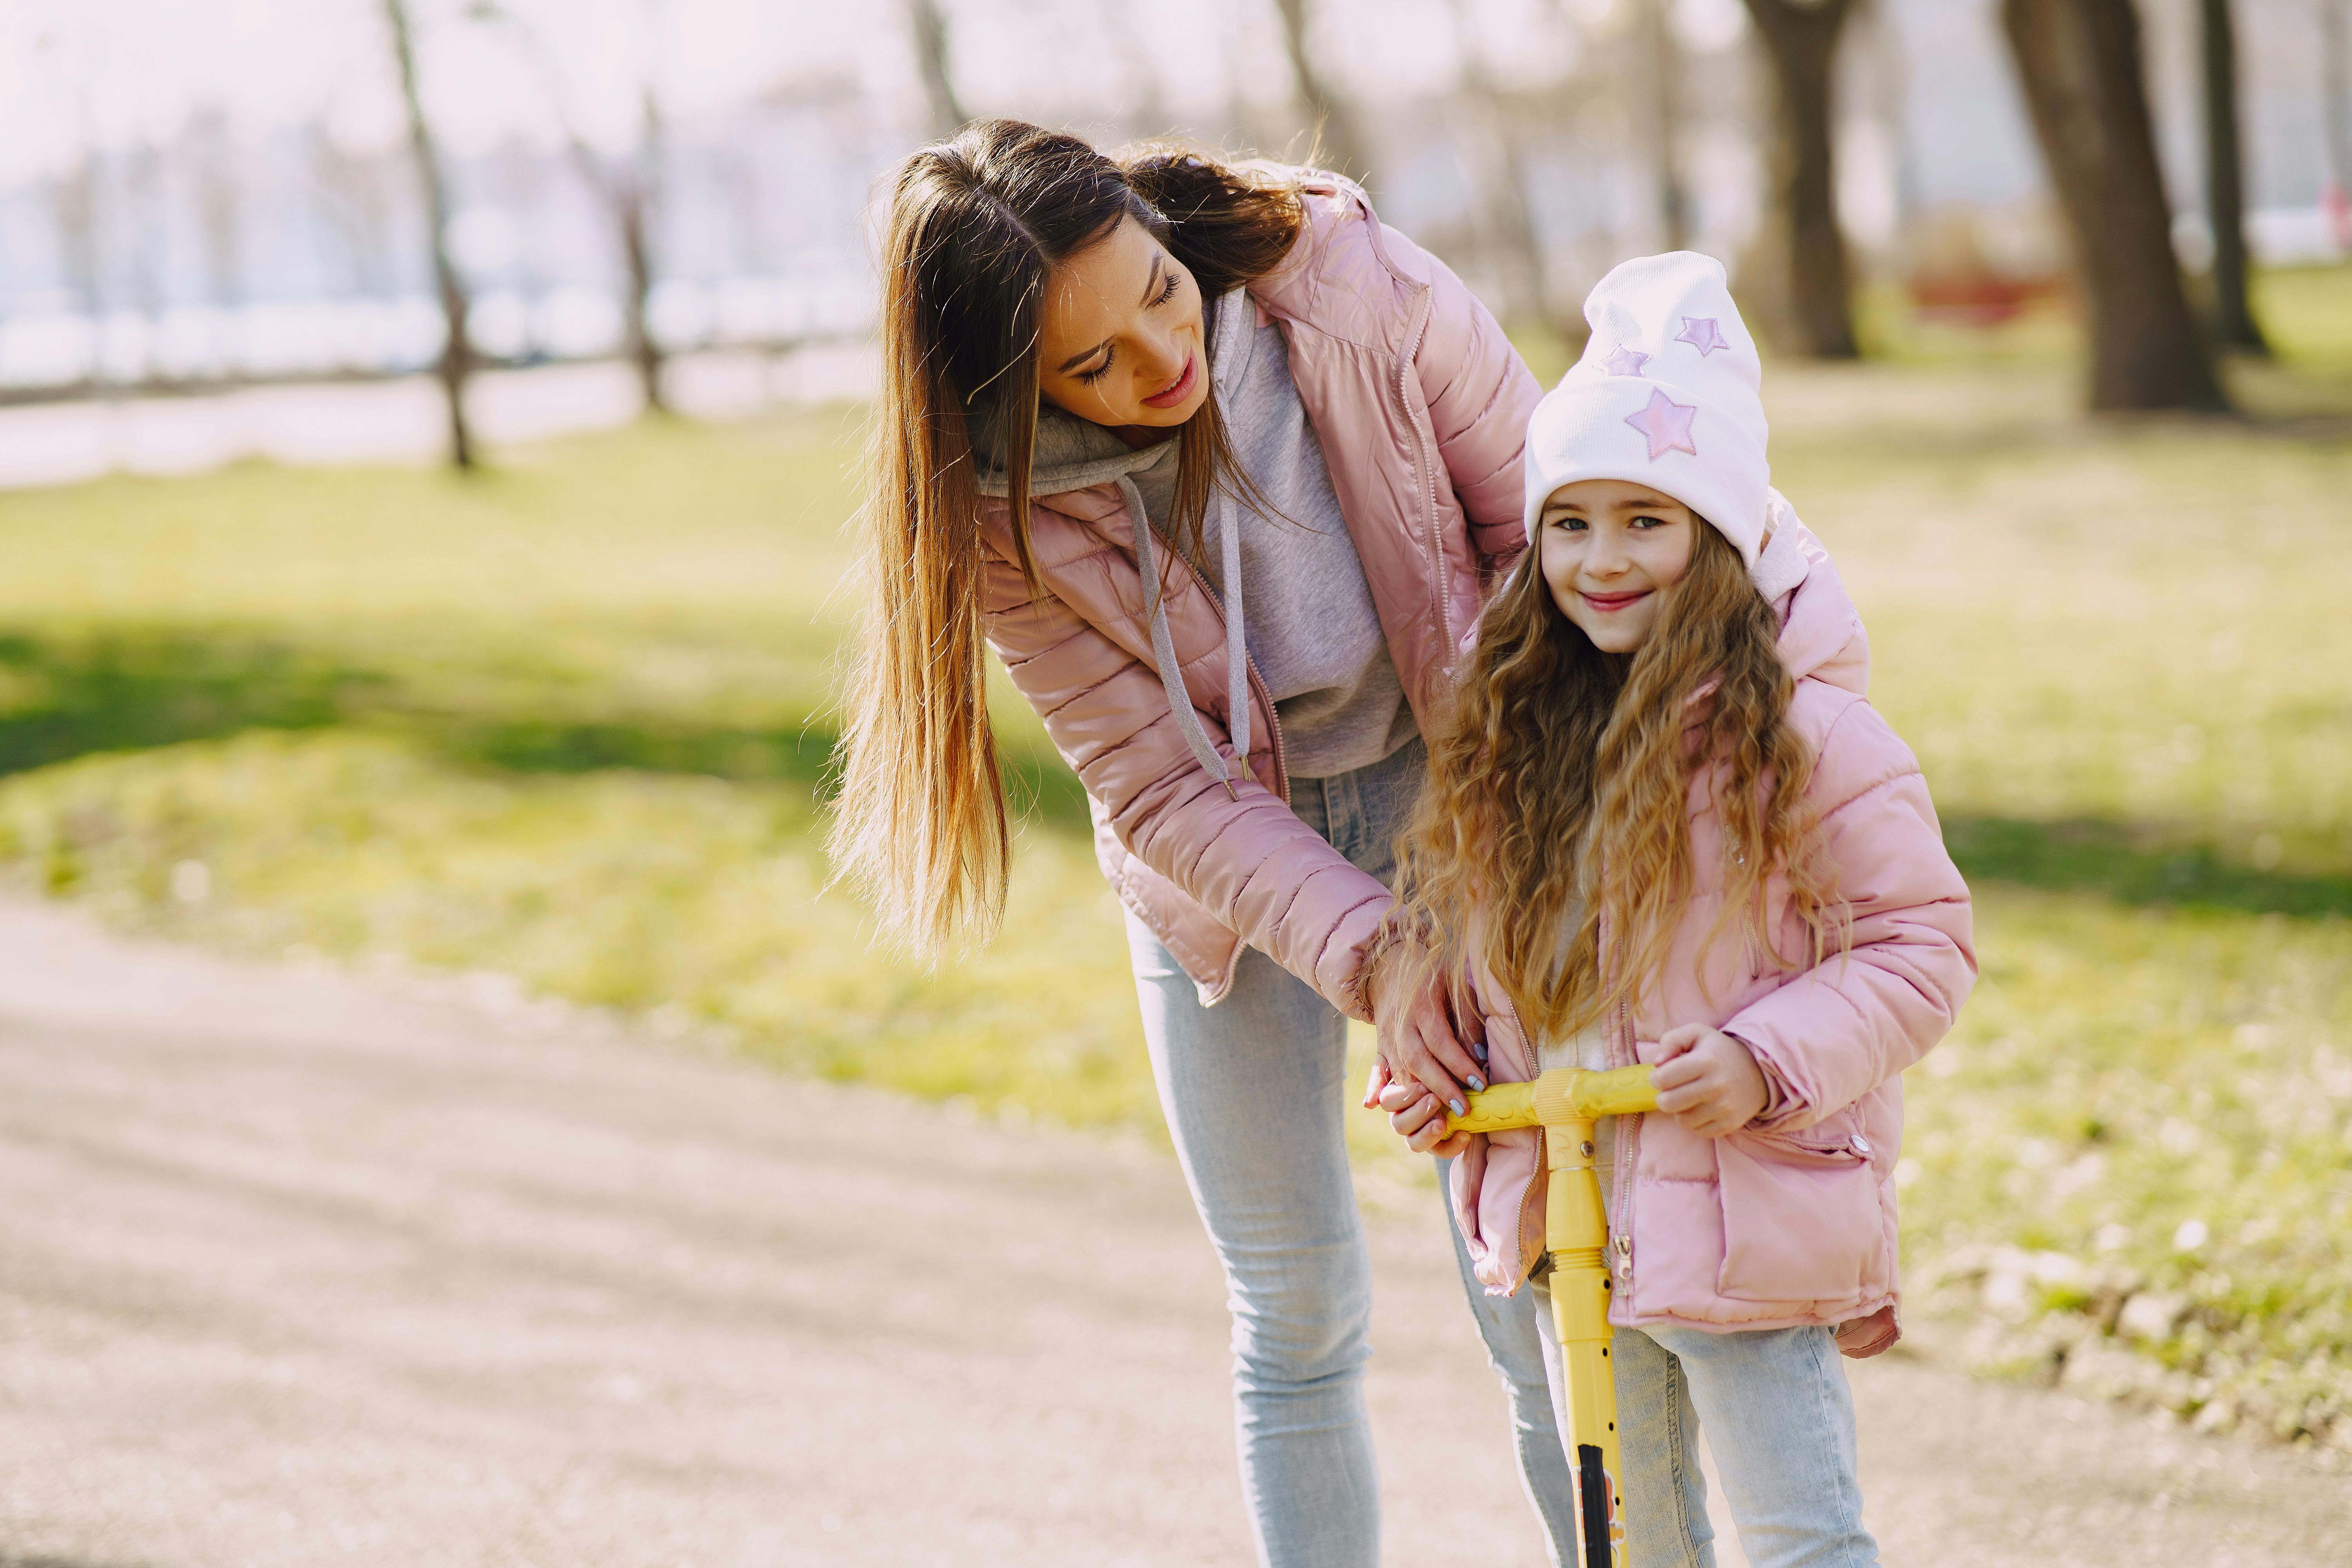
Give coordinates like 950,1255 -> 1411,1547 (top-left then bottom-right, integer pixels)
1389,519 -> 1840,1041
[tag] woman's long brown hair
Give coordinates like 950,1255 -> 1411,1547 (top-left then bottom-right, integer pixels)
829,120 -> 1304,955
1390,521 -> 1839,1041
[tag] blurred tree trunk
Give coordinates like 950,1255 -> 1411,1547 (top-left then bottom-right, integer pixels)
2199,0 -> 2265,353
2000,0 -> 2225,410
309,129 -> 399,301
1642,0 -> 1691,252
2324,1 -> 2352,248
121,144 -> 167,347
189,109 -> 245,381
51,151 -> 103,389
613,92 -> 667,414
1273,0 -> 1370,186
1445,0 -> 1550,327
561,94 -> 668,416
905,0 -> 967,142
383,0 -> 477,470
478,2 -> 671,414
189,109 -> 243,312
1742,0 -> 1861,359
1102,1 -> 1171,138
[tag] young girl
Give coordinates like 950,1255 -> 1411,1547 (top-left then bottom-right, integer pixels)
1381,253 -> 1975,1568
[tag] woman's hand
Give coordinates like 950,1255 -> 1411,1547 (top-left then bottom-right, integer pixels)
1650,1025 -> 1768,1138
1359,941 -> 1488,1120
1377,1078 -> 1473,1158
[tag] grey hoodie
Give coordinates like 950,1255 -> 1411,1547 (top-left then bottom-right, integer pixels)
972,292 -> 1411,788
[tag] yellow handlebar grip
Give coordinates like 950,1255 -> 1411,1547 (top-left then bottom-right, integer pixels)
1447,1080 -> 1538,1132
1566,1062 -> 1662,1118
1447,1065 -> 1661,1134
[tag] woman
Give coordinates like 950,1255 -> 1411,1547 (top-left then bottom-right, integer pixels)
831,119 -> 1567,1565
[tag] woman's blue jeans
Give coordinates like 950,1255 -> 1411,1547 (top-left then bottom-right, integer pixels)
1125,739 -> 1581,1568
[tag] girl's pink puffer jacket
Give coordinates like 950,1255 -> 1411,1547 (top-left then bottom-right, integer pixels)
976,174 -> 1541,1016
1448,529 -> 1975,1348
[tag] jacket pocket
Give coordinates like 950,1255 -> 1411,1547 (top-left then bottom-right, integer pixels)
1713,1128 -> 1886,1304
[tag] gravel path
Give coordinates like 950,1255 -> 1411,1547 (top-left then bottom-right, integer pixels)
0,900 -> 2341,1566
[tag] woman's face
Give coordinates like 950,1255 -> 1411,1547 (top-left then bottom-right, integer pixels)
1035,213 -> 1209,435
1537,479 -> 1699,653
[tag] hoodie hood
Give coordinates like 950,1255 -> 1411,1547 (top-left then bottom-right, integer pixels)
968,398 -> 1178,500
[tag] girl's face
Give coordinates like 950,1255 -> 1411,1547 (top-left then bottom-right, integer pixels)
1035,214 -> 1209,437
1537,479 -> 1699,653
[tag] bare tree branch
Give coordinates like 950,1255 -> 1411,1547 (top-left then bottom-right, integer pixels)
188,108 -> 243,314
1272,0 -> 1369,185
1641,0 -> 1690,252
1102,0 -> 1172,139
472,2 -> 671,414
383,0 -> 479,470
1443,0 -> 1551,327
905,0 -> 967,142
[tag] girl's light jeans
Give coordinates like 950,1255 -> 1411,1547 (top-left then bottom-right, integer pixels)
1125,738 -> 1583,1568
1532,1285 -> 1881,1568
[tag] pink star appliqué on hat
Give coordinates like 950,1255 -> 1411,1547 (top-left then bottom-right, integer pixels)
1599,343 -> 1651,377
1624,387 -> 1698,461
1675,315 -> 1730,356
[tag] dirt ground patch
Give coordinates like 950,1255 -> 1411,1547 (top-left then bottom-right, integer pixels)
0,900 -> 2339,1566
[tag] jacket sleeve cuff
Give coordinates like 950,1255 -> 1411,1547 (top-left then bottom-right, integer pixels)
1329,912 -> 1390,1024
1729,1030 -> 1808,1131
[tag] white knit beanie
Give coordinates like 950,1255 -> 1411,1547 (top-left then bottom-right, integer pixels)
1521,252 -> 1772,567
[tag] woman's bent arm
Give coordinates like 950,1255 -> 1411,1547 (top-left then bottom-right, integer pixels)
979,527 -> 1394,1018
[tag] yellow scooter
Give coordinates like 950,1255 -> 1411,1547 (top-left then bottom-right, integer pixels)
1446,1064 -> 1661,1568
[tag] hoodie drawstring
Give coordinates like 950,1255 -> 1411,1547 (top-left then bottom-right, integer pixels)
1124,475 -> 1250,802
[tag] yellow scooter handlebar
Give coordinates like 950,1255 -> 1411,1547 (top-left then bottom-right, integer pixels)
1445,1063 -> 1660,1133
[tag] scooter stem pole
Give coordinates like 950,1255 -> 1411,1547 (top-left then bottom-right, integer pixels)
1548,1111 -> 1625,1568
1449,1065 -> 1657,1567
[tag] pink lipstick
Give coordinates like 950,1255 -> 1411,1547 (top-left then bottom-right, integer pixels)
1140,352 -> 1200,409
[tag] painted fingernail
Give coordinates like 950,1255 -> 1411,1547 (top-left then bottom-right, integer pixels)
1466,1075 -> 1487,1092
1473,1041 -> 1489,1064
1448,1098 -> 1466,1117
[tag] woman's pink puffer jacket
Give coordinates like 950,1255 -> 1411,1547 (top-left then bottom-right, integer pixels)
976,174 -> 1541,1016
1448,530 -> 1975,1350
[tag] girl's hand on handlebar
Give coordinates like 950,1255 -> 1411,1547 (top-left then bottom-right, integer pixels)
1360,942 -> 1488,1120
1377,1078 -> 1473,1158
1650,1024 -> 1768,1138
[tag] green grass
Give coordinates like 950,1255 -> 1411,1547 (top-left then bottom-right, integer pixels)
0,730 -> 1149,1127
1904,887 -> 2352,1440
0,269 -> 2348,1446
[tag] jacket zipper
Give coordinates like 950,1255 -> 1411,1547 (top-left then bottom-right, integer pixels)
1610,999 -> 1639,1308
1250,654 -> 1291,804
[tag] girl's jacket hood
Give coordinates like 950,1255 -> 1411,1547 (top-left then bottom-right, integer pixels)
1447,522 -> 1974,1353
1763,510 -> 1868,695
